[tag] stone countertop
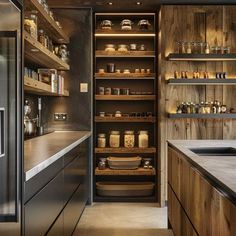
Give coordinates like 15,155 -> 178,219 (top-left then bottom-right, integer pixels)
24,131 -> 91,181
167,140 -> 236,202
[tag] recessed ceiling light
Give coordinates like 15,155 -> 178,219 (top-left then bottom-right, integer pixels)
108,2 -> 113,5
136,1 -> 142,5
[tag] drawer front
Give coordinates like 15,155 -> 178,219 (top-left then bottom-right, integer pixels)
64,184 -> 87,236
24,172 -> 64,236
46,213 -> 64,236
64,156 -> 83,204
63,146 -> 80,166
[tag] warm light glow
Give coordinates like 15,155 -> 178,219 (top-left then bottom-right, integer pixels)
136,1 -> 142,5
108,2 -> 113,5
95,33 -> 156,37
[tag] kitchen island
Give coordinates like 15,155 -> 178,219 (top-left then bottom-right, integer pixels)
23,131 -> 91,236
167,140 -> 236,236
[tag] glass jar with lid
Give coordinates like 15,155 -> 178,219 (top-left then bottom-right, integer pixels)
97,133 -> 106,148
24,13 -> 38,40
138,131 -> 149,148
109,131 -> 120,148
124,130 -> 135,148
38,29 -> 46,47
98,158 -> 107,170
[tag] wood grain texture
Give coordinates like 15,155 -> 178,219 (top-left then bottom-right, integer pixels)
159,5 -> 236,204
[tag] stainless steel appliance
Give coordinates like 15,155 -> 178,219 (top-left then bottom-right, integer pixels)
0,0 -> 22,235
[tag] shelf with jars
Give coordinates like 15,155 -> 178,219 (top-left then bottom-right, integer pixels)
94,13 -> 157,202
24,0 -> 69,43
167,78 -> 236,85
24,32 -> 70,70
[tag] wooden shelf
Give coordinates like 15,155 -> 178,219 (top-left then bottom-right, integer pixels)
24,77 -> 69,97
24,32 -> 70,70
168,113 -> 236,119
95,73 -> 155,79
95,116 -> 156,123
95,147 -> 156,154
95,50 -> 155,58
95,95 -> 156,101
167,78 -> 236,85
24,0 -> 69,44
95,168 -> 156,176
95,30 -> 156,38
167,53 -> 236,61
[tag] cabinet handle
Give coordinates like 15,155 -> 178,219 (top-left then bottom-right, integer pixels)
0,108 -> 5,158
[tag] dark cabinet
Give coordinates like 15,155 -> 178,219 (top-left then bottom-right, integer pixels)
24,139 -> 90,236
24,172 -> 64,236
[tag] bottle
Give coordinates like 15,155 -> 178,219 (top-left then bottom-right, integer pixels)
138,131 -> 149,148
205,43 -> 210,54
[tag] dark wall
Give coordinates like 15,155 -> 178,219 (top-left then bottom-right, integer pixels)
41,9 -> 93,132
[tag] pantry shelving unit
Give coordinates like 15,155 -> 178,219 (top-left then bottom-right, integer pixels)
93,13 -> 158,203
167,78 -> 236,85
24,0 -> 70,97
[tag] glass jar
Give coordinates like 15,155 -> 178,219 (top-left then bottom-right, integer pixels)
205,42 -> 210,54
192,42 -> 198,54
138,131 -> 149,148
205,102 -> 211,114
115,111 -> 122,117
98,158 -> 107,170
124,130 -> 135,148
117,44 -> 128,52
186,42 -> 192,54
199,42 -> 205,54
199,102 -> 206,114
109,131 -> 120,148
38,29 -> 46,47
24,14 -> 38,40
177,41 -> 186,54
224,46 -> 231,54
97,133 -> 106,148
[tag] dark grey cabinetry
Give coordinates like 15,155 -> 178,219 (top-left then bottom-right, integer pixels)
24,139 -> 90,236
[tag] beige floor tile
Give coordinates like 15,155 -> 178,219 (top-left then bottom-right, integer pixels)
73,203 -> 173,236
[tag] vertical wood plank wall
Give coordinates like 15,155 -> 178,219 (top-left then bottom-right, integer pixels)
158,5 -> 236,205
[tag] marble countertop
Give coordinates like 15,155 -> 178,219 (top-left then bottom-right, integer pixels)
24,131 -> 91,181
167,140 -> 236,202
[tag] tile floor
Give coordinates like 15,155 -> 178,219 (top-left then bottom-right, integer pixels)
73,203 -> 173,236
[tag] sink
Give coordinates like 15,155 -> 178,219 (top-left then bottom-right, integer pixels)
190,147 -> 236,156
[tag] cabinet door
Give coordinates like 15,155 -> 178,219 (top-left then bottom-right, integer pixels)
47,213 -> 63,236
220,193 -> 236,236
189,167 -> 221,236
64,184 -> 87,236
24,172 -> 64,236
168,185 -> 198,236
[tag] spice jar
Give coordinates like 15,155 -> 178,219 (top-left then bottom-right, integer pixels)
115,111 -> 122,117
105,87 -> 111,95
98,87 -> 105,95
112,88 -> 120,95
121,88 -> 130,95
186,42 -> 192,54
38,29 -> 46,47
105,44 -> 116,52
177,41 -> 186,54
199,102 -> 206,114
139,44 -> 146,51
130,44 -> 137,51
205,43 -> 210,54
124,130 -> 135,148
107,63 -> 116,73
97,133 -> 106,148
99,112 -> 105,117
118,44 -> 128,52
138,131 -> 149,148
205,102 -> 211,114
109,131 -> 120,148
98,158 -> 107,170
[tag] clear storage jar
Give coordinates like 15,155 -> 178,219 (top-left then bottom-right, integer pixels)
109,131 -> 120,148
97,133 -> 106,148
124,130 -> 135,148
24,13 -> 38,40
138,131 -> 149,148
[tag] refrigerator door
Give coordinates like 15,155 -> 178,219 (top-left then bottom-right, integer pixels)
0,0 -> 22,235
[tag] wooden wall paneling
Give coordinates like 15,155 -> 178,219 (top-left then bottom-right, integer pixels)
223,6 -> 236,139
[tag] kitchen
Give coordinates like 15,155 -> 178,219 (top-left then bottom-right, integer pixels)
0,0 -> 236,235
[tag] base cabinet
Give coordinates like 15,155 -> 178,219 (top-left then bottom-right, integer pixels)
24,139 -> 90,236
168,146 -> 236,236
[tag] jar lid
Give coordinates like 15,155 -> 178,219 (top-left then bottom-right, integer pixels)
98,133 -> 106,138
110,131 -> 120,135
124,130 -> 134,134
139,130 -> 148,134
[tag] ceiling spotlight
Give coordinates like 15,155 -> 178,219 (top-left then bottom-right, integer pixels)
108,2 -> 113,5
136,1 -> 142,5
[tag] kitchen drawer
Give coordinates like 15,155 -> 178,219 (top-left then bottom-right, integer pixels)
64,155 -> 83,204
63,145 -> 80,166
64,184 -> 87,236
46,213 -> 64,236
24,158 -> 63,203
24,172 -> 64,236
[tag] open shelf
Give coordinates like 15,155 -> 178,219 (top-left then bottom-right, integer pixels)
167,53 -> 236,61
168,113 -> 236,119
167,78 -> 236,85
24,0 -> 69,44
95,147 -> 156,154
24,32 -> 70,70
95,73 -> 155,79
24,77 -> 69,97
95,95 -> 156,101
95,168 -> 156,176
95,51 -> 155,58
95,116 -> 156,123
95,31 -> 156,38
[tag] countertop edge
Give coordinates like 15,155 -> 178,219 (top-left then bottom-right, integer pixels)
25,131 -> 91,181
167,140 -> 236,204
